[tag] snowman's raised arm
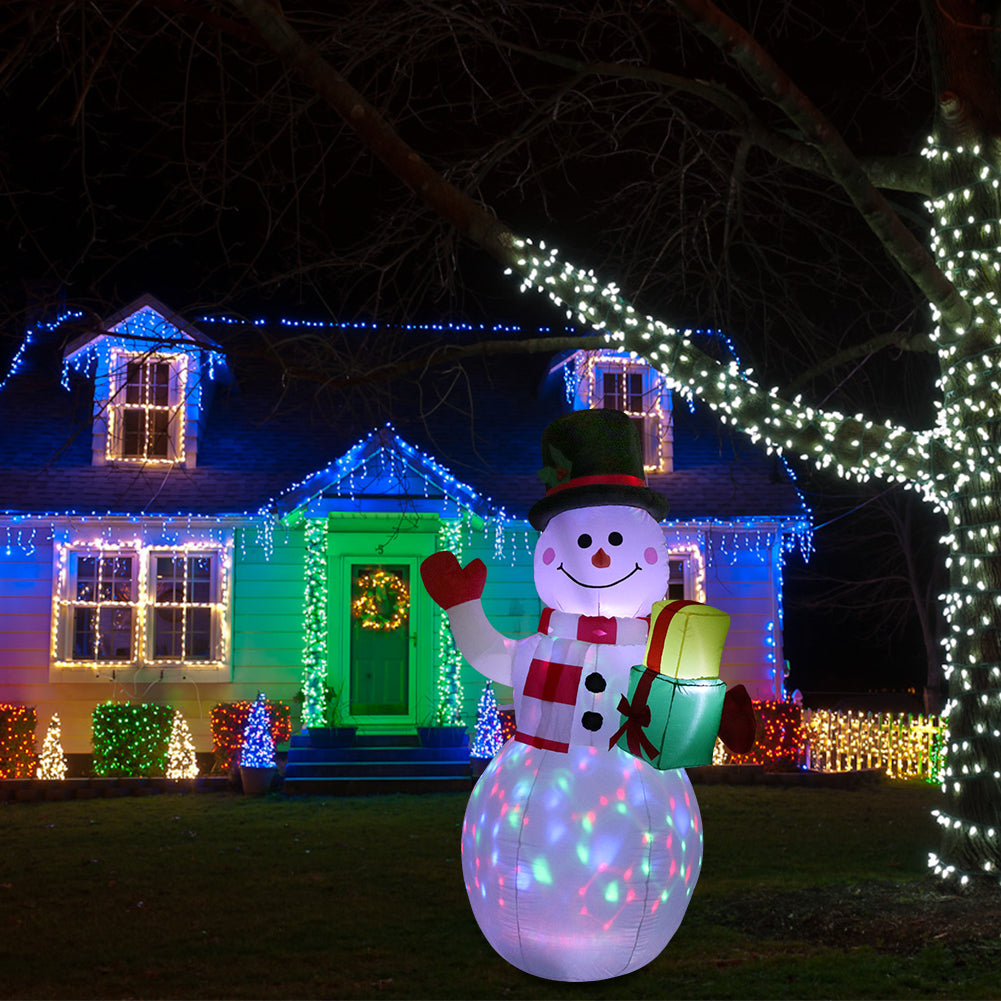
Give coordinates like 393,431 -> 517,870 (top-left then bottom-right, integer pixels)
420,551 -> 516,687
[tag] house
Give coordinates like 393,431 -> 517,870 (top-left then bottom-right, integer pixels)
0,295 -> 810,756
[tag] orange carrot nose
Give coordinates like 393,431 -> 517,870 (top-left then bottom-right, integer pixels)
591,548 -> 611,568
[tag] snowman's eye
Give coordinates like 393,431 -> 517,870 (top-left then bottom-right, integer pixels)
577,533 -> 592,549
608,531 -> 623,546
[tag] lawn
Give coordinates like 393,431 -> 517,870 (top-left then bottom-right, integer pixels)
1,779 -> 999,1000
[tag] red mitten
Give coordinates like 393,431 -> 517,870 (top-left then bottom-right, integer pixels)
717,684 -> 757,754
420,551 -> 487,609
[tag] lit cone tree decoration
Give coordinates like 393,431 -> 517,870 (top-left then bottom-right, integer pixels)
471,682 -> 504,760
36,714 -> 67,780
240,693 -> 276,769
166,709 -> 199,779
171,0 -> 1001,886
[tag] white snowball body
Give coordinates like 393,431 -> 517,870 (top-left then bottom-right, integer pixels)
462,741 -> 702,982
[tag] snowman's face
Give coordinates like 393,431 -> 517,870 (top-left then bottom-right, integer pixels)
533,505 -> 669,617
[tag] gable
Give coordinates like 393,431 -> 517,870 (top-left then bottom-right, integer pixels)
276,426 -> 495,523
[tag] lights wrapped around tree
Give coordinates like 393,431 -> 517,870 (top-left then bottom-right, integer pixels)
210,699 -> 291,772
166,709 -> 199,779
351,569 -> 409,632
470,682 -> 504,759
36,714 -> 67,781
240,692 -> 276,769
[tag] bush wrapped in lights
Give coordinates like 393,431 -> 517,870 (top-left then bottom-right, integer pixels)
0,703 -> 37,778
720,699 -> 805,769
92,703 -> 174,776
210,698 -> 290,772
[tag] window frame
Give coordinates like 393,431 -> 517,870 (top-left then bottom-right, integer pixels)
573,351 -> 673,472
52,537 -> 231,680
105,349 -> 188,465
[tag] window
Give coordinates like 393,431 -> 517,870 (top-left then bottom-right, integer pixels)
667,557 -> 689,601
151,554 -> 216,661
70,554 -> 138,661
54,543 -> 229,674
107,350 -> 186,463
570,351 -> 673,472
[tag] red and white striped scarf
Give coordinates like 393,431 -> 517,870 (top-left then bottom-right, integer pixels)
514,608 -> 649,753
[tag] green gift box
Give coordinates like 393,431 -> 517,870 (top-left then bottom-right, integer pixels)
611,666 -> 726,770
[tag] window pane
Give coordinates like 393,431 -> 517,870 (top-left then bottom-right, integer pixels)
73,607 -> 97,659
125,361 -> 144,404
627,372 -> 644,411
602,371 -> 620,410
121,409 -> 144,457
186,607 -> 212,659
187,557 -> 212,603
103,606 -> 133,659
76,556 -> 97,601
149,410 -> 171,458
149,362 -> 170,406
153,607 -> 183,659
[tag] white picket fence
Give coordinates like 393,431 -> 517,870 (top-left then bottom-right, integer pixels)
801,708 -> 944,781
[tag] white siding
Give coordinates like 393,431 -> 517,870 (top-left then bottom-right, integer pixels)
702,527 -> 785,700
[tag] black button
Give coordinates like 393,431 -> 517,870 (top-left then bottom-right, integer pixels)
581,711 -> 603,731
584,671 -> 606,693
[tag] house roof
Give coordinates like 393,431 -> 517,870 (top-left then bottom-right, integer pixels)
0,300 -> 809,528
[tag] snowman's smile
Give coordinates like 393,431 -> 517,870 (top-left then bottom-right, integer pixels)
557,562 -> 641,588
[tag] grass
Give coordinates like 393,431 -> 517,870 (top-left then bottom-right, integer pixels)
0,780 -> 998,999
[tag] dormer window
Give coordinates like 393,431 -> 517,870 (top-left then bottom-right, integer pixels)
107,350 -> 186,463
565,350 -> 673,472
61,295 -> 228,471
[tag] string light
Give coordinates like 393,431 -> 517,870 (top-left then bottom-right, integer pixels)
51,534 -> 232,674
300,519 -> 329,728
471,682 -> 505,759
209,698 -> 291,772
240,692 -> 277,769
502,143 -> 1001,884
0,703 -> 37,778
803,709 -> 945,781
350,568 -> 409,631
91,702 -> 174,776
165,709 -> 199,779
36,714 -> 68,780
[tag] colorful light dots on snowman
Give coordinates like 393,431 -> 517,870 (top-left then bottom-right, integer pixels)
461,741 -> 702,982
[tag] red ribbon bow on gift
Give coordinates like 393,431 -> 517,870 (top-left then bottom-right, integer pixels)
609,670 -> 660,761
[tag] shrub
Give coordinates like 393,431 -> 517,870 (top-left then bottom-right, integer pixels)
0,703 -> 37,778
92,702 -> 174,776
724,700 -> 805,769
210,698 -> 291,772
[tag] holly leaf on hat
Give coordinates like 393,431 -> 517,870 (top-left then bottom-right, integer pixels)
538,445 -> 573,488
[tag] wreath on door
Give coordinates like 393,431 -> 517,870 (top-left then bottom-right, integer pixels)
351,569 -> 410,631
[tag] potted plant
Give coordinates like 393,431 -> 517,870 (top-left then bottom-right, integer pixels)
294,684 -> 357,747
239,692 -> 278,794
417,701 -> 469,748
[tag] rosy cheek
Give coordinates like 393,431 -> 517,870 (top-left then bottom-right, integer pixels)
644,547 -> 659,565
542,547 -> 556,566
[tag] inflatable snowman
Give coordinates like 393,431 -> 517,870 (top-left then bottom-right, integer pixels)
421,409 -> 751,982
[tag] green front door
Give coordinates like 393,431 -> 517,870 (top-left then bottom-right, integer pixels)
348,562 -> 412,716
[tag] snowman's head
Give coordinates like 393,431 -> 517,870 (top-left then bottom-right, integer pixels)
533,504 -> 669,617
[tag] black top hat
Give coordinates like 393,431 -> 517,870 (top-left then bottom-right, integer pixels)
528,409 -> 671,531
